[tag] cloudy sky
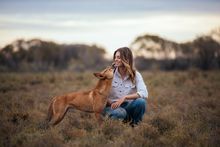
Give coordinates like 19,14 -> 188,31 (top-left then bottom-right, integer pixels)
0,0 -> 220,56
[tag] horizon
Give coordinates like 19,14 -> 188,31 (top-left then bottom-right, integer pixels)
1,0 -> 220,57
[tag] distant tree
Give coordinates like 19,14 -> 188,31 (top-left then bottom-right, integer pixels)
193,36 -> 220,70
0,45 -> 17,69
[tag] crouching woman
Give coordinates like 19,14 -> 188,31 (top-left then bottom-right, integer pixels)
104,47 -> 148,126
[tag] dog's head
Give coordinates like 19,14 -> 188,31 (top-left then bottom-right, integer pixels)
93,66 -> 114,80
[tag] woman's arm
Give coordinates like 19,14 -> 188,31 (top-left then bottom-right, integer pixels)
111,93 -> 139,109
123,93 -> 140,100
136,71 -> 148,99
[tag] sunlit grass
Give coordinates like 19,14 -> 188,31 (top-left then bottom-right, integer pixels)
0,70 -> 219,147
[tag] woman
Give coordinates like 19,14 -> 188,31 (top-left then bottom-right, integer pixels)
104,47 -> 148,126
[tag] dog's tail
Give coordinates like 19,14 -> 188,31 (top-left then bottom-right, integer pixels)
47,99 -> 54,122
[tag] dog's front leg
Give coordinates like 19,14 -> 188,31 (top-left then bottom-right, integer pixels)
94,112 -> 103,125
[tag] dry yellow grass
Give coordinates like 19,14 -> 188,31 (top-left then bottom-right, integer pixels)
0,70 -> 220,147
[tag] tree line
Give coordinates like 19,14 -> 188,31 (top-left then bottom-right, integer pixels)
133,35 -> 220,70
0,34 -> 220,72
0,39 -> 109,72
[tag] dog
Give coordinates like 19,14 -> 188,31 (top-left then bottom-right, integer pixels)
47,66 -> 113,125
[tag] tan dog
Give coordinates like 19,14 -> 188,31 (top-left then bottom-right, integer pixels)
47,67 -> 113,125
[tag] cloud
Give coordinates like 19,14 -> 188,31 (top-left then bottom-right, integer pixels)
1,0 -> 220,55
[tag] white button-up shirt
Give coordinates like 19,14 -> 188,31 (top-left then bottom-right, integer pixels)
108,68 -> 148,102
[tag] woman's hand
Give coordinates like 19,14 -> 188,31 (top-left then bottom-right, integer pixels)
111,97 -> 126,109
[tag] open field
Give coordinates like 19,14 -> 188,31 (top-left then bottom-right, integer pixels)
0,70 -> 220,147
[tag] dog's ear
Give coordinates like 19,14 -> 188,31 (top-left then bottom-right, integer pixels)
93,73 -> 105,79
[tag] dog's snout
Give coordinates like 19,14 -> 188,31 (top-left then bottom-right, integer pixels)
111,63 -> 115,69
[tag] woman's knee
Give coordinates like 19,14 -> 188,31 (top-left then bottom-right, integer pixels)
104,107 -> 127,120
133,98 -> 146,108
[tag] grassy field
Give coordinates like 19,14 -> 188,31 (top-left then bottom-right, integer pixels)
0,70 -> 220,147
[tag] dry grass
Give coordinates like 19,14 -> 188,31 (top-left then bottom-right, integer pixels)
0,70 -> 220,147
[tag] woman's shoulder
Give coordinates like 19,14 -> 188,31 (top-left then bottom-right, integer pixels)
135,70 -> 144,81
135,70 -> 142,77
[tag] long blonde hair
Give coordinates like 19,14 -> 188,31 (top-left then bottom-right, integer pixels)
113,47 -> 136,84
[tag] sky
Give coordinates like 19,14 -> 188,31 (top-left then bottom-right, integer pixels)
0,0 -> 220,57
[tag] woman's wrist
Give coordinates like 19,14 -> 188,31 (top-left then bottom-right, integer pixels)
123,96 -> 127,100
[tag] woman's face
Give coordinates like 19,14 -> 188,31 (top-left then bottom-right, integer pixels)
114,51 -> 123,67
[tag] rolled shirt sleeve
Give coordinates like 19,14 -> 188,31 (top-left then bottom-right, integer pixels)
135,71 -> 148,99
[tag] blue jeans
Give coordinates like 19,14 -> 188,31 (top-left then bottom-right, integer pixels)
103,98 -> 146,124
